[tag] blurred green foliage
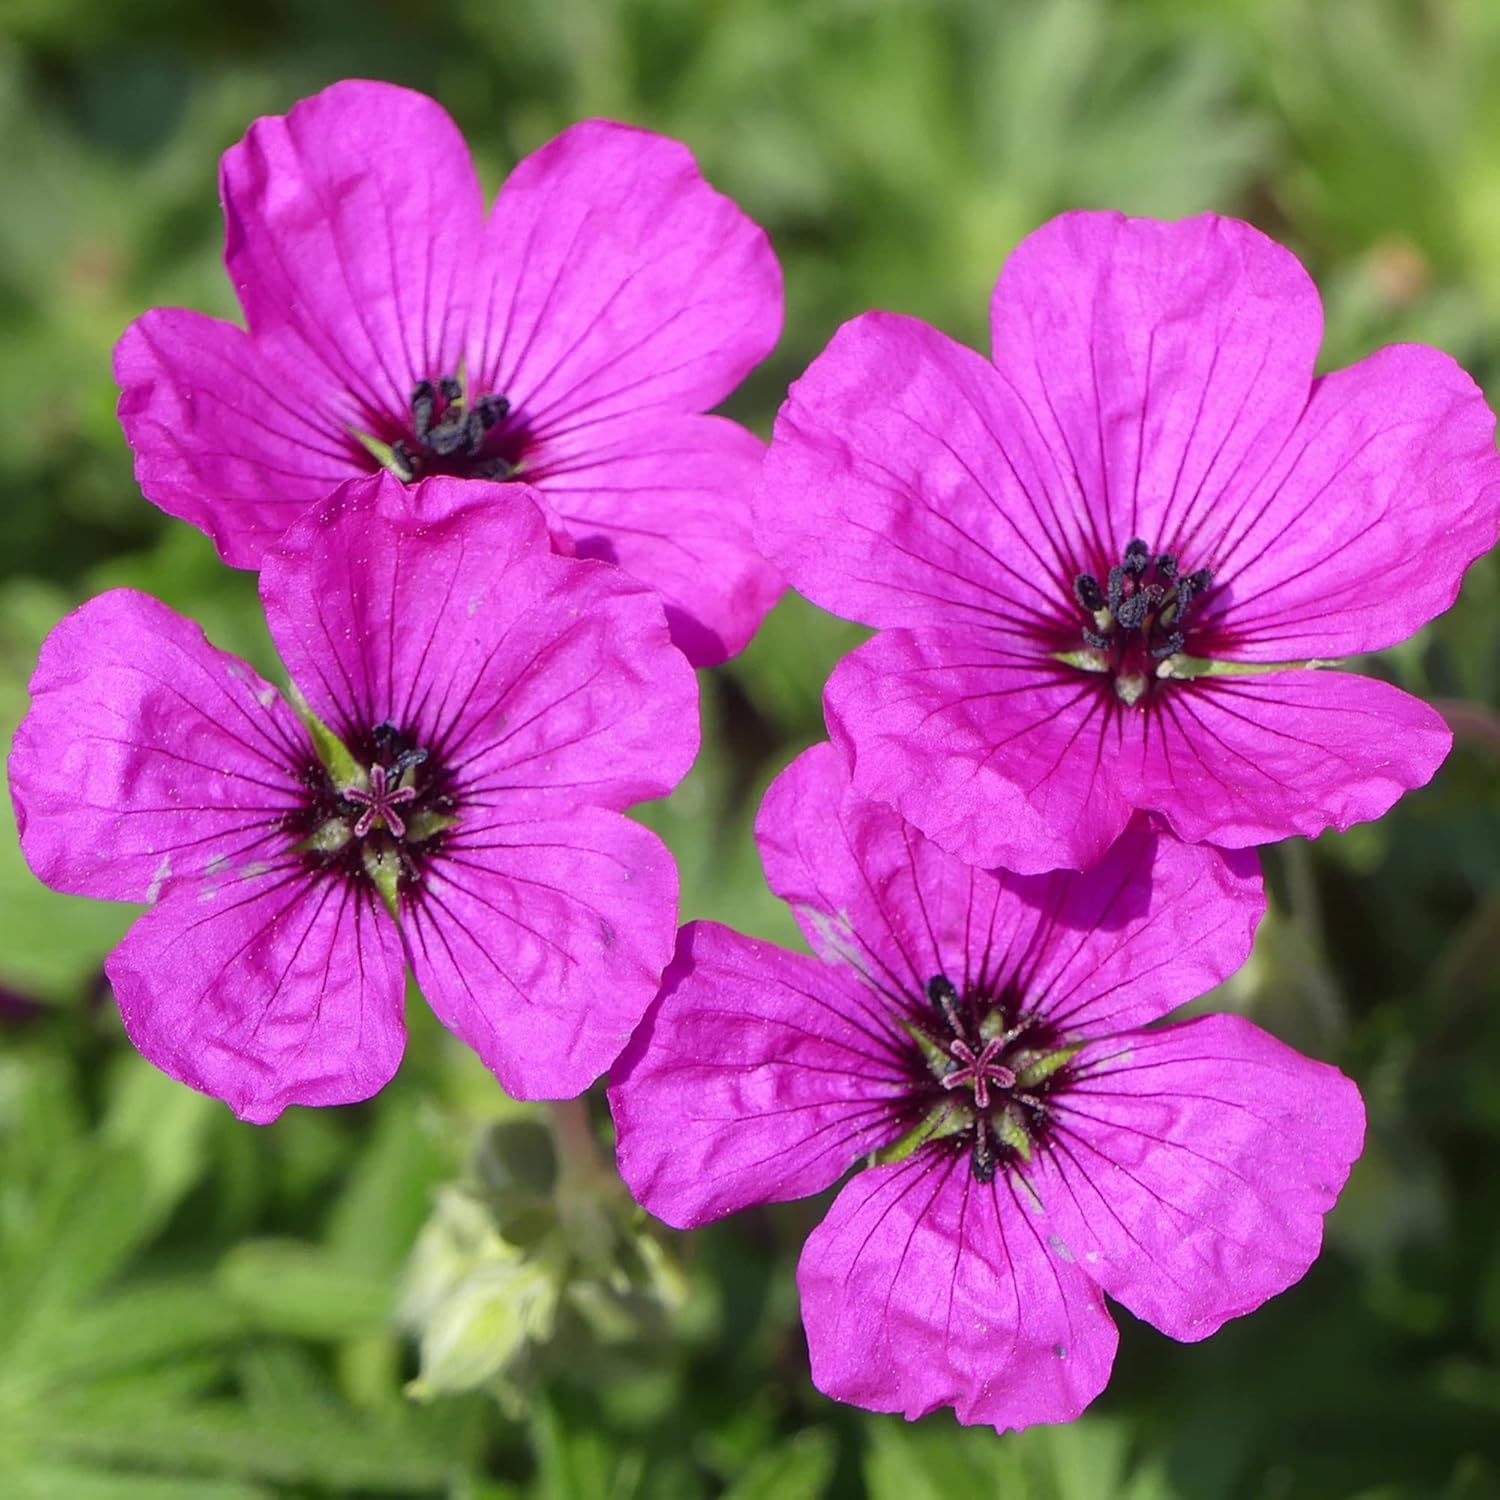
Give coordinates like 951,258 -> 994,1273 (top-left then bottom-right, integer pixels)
3,0 -> 1500,1495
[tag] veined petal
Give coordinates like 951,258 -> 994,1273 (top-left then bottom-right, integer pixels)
405,809 -> 679,1100
220,79 -> 484,428
824,629 -> 1132,874
107,864 -> 406,1124
756,311 -> 1080,634
9,590 -> 310,903
988,211 -> 1321,561
756,745 -> 1261,1037
260,473 -> 699,811
527,412 -> 782,667
471,120 -> 781,429
1036,1014 -> 1365,1341
1124,670 -> 1452,848
1192,345 -> 1500,660
798,1154 -> 1117,1431
609,921 -> 908,1229
114,309 -> 365,568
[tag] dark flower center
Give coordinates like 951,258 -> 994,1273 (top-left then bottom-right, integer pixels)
915,973 -> 1074,1184
387,375 -> 518,483
1071,539 -> 1212,706
292,722 -> 457,897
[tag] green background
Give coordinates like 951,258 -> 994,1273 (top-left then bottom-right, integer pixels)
4,0 -> 1500,1495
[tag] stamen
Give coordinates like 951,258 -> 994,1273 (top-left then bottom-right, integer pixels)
971,1122 -> 997,1184
927,973 -> 962,1035
1073,574 -> 1105,612
1122,538 -> 1150,576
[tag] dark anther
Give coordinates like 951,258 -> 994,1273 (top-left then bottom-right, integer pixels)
389,441 -> 417,483
1106,565 -> 1125,614
927,973 -> 964,1035
971,1122 -> 997,1183
438,375 -> 463,404
1150,631 -> 1186,659
470,457 -> 516,481
1115,591 -> 1150,631
391,747 -> 429,777
1123,538 -> 1150,576
411,381 -> 436,442
474,394 -> 510,430
1156,552 -> 1178,581
426,416 -> 472,458
1082,628 -> 1111,649
1073,574 -> 1105,612
1188,567 -> 1212,595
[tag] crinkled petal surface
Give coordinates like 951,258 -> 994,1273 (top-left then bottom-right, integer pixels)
987,211 -> 1322,563
1035,1014 -> 1366,1341
114,309 -> 365,568
756,743 -> 1262,1035
609,921 -> 909,1228
261,473 -> 700,812
472,119 -> 781,430
824,631 -> 1132,873
529,412 -> 781,666
1126,670 -> 1451,848
9,589 -> 311,901
755,311 -> 1080,635
798,1155 -> 1117,1430
1192,346 -> 1500,660
405,808 -> 678,1099
221,79 -> 483,430
108,867 -> 406,1124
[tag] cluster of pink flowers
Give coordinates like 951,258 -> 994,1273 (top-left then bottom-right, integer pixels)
11,79 -> 1500,1432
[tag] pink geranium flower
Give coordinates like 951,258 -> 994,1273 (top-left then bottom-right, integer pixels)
756,211 -> 1500,872
115,80 -> 784,666
9,473 -> 698,1122
610,744 -> 1364,1431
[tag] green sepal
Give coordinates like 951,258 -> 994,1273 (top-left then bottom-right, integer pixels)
348,425 -> 414,481
362,842 -> 402,921
869,1102 -> 969,1167
404,810 -> 459,844
1159,653 -> 1343,679
1052,647 -> 1109,674
994,1106 -> 1032,1162
1014,1043 -> 1082,1089
287,681 -> 364,791
293,817 -> 353,857
901,1018 -> 953,1079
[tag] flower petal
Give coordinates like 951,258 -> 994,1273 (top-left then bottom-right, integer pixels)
824,629 -> 1133,873
9,589 -> 310,903
528,412 -> 782,667
471,120 -> 781,432
756,311 -> 1078,635
260,473 -> 699,811
114,309 -> 365,568
609,921 -> 908,1229
1125,669 -> 1451,847
405,808 -> 678,1100
1036,1014 -> 1365,1341
988,211 -> 1321,560
107,866 -> 406,1124
798,1154 -> 1117,1430
220,79 -> 484,428
1191,345 -> 1500,660
757,744 -> 1261,1036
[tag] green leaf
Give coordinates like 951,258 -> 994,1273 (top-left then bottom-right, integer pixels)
218,1240 -> 393,1341
721,1429 -> 836,1500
